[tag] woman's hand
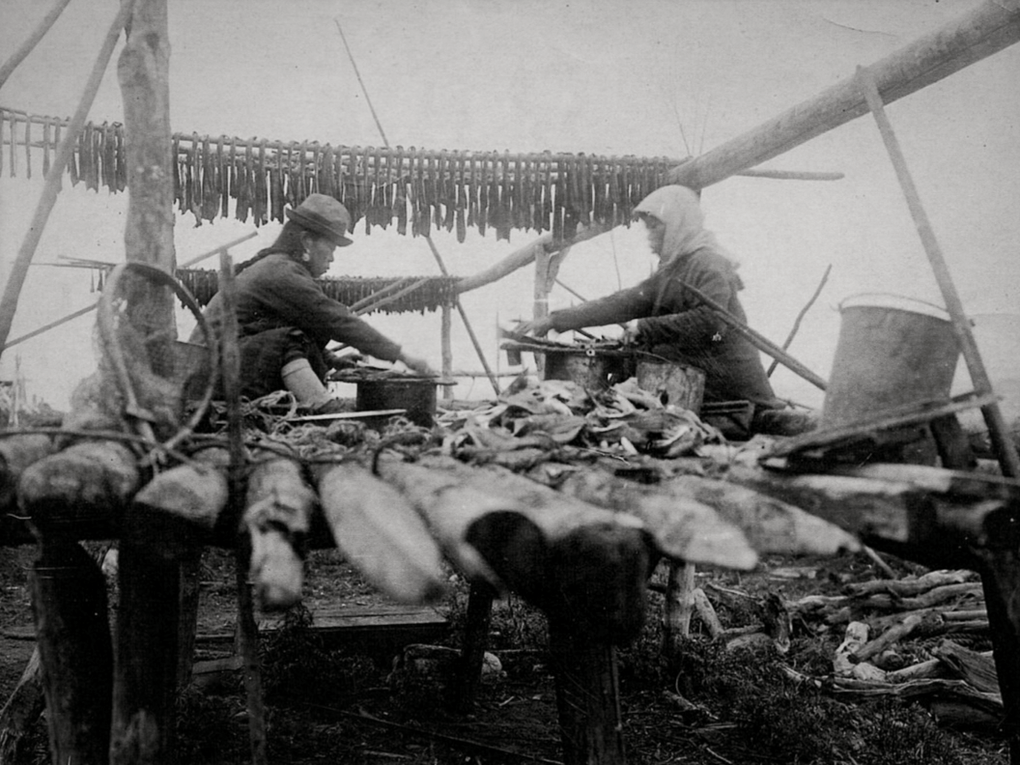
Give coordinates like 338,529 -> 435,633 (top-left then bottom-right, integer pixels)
400,352 -> 437,377
621,321 -> 641,346
513,316 -> 555,337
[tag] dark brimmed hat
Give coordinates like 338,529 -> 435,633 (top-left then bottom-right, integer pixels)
285,194 -> 353,247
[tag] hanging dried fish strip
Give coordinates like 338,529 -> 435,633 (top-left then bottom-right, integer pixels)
465,152 -> 476,231
437,151 -> 451,232
114,122 -> 126,191
24,115 -> 32,179
41,117 -> 51,176
497,150 -> 512,241
7,111 -> 15,177
392,145 -> 407,236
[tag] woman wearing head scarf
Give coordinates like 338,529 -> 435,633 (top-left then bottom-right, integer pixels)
194,193 -> 434,413
516,184 -> 783,425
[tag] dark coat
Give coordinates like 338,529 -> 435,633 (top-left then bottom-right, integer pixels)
547,247 -> 781,408
194,252 -> 402,400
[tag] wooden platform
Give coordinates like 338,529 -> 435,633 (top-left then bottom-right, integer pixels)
195,603 -> 449,660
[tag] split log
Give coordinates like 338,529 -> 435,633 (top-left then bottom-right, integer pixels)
666,474 -> 861,557
548,464 -> 757,569
31,540 -> 113,765
885,658 -> 946,683
314,462 -> 447,605
727,464 -> 1015,567
373,456 -> 515,588
125,452 -> 229,559
18,440 -> 140,539
0,433 -> 55,544
936,640 -> 999,694
830,677 -> 1003,731
416,455 -> 650,644
244,450 -> 316,611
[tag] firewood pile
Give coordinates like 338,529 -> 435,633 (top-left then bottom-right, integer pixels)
782,567 -> 1003,730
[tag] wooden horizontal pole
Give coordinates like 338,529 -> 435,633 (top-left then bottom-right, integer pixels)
670,0 -> 1020,190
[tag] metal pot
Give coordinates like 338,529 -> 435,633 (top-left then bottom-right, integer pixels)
355,377 -> 439,428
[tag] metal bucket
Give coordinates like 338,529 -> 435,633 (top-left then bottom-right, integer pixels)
542,348 -> 634,390
635,359 -> 705,412
821,295 -> 960,429
356,377 -> 438,428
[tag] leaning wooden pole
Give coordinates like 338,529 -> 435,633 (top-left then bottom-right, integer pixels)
668,0 -> 1020,190
0,0 -> 73,90
855,65 -> 1020,480
0,0 -> 137,357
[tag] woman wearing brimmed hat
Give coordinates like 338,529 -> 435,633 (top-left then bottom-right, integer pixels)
195,193 -> 434,413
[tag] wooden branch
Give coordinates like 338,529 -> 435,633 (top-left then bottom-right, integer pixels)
668,0 -> 1020,190
455,223 -> 607,295
314,462 -> 447,605
243,451 -> 316,611
852,612 -> 927,664
843,568 -> 978,597
0,0 -> 137,356
0,0 -> 73,89
936,640 -> 1000,694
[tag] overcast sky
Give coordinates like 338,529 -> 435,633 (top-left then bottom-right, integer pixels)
1,0 -> 1018,411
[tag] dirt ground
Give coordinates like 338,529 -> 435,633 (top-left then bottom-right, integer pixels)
0,542 -> 1010,765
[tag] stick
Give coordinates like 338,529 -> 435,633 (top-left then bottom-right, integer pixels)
218,249 -> 268,765
679,281 -> 827,390
333,21 -> 501,396
767,263 -> 830,376
0,0 -> 73,90
0,0 -> 137,357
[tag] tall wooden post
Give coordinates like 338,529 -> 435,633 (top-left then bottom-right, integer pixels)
440,302 -> 454,400
533,248 -> 550,378
110,2 -> 184,763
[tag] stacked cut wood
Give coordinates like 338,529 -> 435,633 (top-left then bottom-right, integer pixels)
785,568 -> 1004,731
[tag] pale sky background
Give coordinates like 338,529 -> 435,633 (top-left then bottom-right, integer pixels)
1,0 -> 1018,414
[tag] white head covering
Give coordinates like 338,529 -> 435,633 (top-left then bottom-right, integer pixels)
633,185 -> 739,268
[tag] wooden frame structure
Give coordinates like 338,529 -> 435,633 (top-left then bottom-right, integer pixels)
1,2 -> 1019,764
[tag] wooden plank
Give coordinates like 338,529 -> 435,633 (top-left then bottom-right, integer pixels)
195,604 -> 449,648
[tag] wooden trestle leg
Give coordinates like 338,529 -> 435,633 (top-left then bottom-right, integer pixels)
31,539 -> 112,765
974,547 -> 1020,763
453,580 -> 496,713
109,544 -> 181,765
548,616 -> 627,765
